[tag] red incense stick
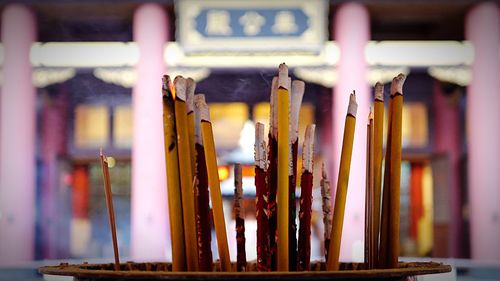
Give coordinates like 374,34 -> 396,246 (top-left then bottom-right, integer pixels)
255,122 -> 270,271
267,77 -> 278,270
194,94 -> 213,271
297,125 -> 315,271
234,164 -> 247,272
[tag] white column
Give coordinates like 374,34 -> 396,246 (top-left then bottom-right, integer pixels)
465,2 -> 500,261
132,3 -> 169,260
0,4 -> 37,265
331,2 -> 370,262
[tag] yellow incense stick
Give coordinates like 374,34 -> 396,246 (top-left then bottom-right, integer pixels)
365,111 -> 375,269
326,92 -> 357,271
162,76 -> 187,271
373,82 -> 384,266
388,74 -> 405,268
196,98 -> 232,272
174,76 -> 199,271
277,63 -> 290,271
186,78 -> 197,174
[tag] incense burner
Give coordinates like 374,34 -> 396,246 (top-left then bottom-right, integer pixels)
39,261 -> 451,281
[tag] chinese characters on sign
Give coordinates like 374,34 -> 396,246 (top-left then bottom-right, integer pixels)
178,0 -> 326,52
197,8 -> 308,37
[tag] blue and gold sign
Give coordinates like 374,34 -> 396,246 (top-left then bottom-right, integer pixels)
177,0 -> 327,53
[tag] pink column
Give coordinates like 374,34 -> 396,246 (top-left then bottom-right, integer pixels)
432,81 -> 462,257
132,3 -> 169,260
465,2 -> 500,261
0,4 -> 36,265
331,3 -> 370,261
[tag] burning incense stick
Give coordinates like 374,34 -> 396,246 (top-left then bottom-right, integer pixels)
162,76 -> 186,271
267,76 -> 278,270
289,80 -> 305,271
373,82 -> 384,267
277,63 -> 290,271
379,90 -> 393,269
255,122 -> 270,271
186,78 -> 197,174
364,111 -> 375,269
234,164 -> 247,272
99,150 -> 120,271
388,74 -> 405,268
174,76 -> 199,271
194,94 -> 213,271
327,92 -> 357,271
197,98 -> 232,272
320,164 -> 332,262
297,124 -> 315,271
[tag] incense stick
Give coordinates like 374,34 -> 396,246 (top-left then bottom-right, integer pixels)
327,92 -> 357,271
267,76 -> 278,270
277,63 -> 290,271
234,164 -> 247,272
99,150 -> 120,271
373,82 -> 384,268
364,111 -> 375,269
162,76 -> 186,271
197,98 -> 232,272
297,124 -> 315,271
388,74 -> 405,268
320,164 -> 332,262
255,122 -> 270,271
194,94 -> 213,271
289,80 -> 305,271
174,76 -> 199,271
186,77 -> 197,175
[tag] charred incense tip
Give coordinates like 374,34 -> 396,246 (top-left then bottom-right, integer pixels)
270,76 -> 278,138
186,77 -> 196,112
347,91 -> 358,117
162,75 -> 169,91
174,76 -> 187,101
234,164 -> 243,210
368,108 -> 374,122
322,163 -> 327,179
278,63 -> 289,90
291,80 -> 305,142
195,95 -> 210,122
391,73 -> 406,97
255,122 -> 267,170
194,94 -> 205,144
374,82 -> 384,101
302,124 -> 316,173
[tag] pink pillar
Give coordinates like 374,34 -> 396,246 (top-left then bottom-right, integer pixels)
465,2 -> 500,261
132,3 -> 169,260
331,3 -> 370,261
432,81 -> 462,257
0,4 -> 37,265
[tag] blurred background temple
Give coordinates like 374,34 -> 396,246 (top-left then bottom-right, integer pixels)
0,0 -> 499,275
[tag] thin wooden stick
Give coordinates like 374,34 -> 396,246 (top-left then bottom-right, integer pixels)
194,94 -> 213,271
297,124 -> 315,271
162,76 -> 186,271
364,111 -> 375,269
174,76 -> 199,271
234,164 -> 247,272
99,150 -> 120,271
320,164 -> 332,262
388,74 -> 406,268
255,122 -> 270,271
289,80 -> 305,271
326,92 -> 357,271
267,76 -> 278,271
277,63 -> 290,271
197,98 -> 232,272
373,82 -> 384,268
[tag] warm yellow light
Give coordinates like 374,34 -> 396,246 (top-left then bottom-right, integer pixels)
218,166 -> 230,182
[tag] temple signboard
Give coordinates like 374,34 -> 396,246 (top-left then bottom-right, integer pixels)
176,0 -> 327,53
